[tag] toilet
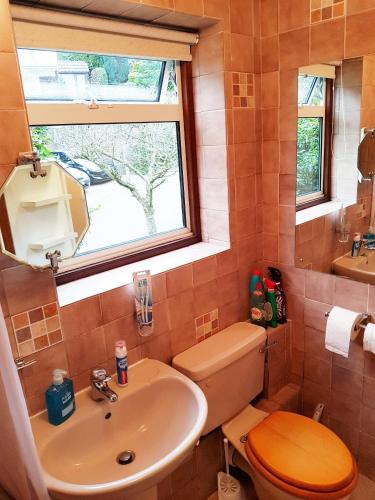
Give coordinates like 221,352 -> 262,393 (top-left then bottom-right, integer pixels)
172,322 -> 358,500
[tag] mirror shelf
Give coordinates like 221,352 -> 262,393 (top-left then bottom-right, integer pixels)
20,193 -> 72,208
0,160 -> 89,269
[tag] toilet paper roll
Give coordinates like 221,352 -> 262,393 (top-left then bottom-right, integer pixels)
325,306 -> 363,358
364,323 -> 375,354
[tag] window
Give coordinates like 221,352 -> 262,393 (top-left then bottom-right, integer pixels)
297,69 -> 334,209
14,7 -> 200,283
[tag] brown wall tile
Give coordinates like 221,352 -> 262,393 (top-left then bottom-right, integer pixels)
346,10 -> 375,58
260,0 -> 278,37
279,28 -> 309,69
3,266 -> 56,316
60,296 -> 102,339
279,0 -> 310,33
100,284 -> 134,323
310,18 -> 345,64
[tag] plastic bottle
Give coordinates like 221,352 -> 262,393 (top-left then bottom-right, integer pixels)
265,279 -> 278,328
351,233 -> 362,257
45,369 -> 75,426
250,281 -> 267,327
249,269 -> 262,294
115,340 -> 128,387
268,267 -> 287,324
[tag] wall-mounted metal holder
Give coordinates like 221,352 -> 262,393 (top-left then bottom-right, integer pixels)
15,357 -> 36,371
46,250 -> 61,273
17,151 -> 47,178
259,340 -> 278,354
325,311 -> 370,330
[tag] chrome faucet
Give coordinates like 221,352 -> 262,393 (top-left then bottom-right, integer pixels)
91,368 -> 118,403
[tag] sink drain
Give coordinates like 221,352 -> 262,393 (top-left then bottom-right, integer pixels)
117,450 -> 136,465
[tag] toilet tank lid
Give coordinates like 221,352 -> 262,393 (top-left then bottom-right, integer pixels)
172,322 -> 266,382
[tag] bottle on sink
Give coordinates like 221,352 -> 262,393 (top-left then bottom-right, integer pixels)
115,340 -> 128,387
45,369 -> 75,426
351,232 -> 362,257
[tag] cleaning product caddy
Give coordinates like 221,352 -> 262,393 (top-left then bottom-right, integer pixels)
115,340 -> 128,387
45,369 -> 75,426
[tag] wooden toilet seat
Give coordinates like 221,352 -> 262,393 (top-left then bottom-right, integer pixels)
245,411 -> 358,499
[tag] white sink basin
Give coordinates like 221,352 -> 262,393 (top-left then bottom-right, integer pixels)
31,358 -> 207,499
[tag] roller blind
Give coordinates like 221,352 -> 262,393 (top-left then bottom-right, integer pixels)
10,4 -> 198,61
299,64 -> 336,79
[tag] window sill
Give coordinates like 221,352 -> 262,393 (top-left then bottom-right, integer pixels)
296,200 -> 356,226
56,241 -> 230,307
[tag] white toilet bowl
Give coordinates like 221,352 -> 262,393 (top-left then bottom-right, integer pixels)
222,405 -> 357,500
172,322 -> 358,500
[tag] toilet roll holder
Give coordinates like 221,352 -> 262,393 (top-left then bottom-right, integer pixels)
324,311 -> 370,330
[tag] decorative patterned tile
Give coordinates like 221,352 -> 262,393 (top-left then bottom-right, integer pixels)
11,301 -> 63,356
43,302 -> 58,318
46,315 -> 60,332
12,312 -> 28,330
18,340 -> 34,357
30,320 -> 47,338
48,329 -> 63,345
34,335 -> 49,350
28,307 -> 44,324
195,308 -> 220,339
232,72 -> 255,108
310,0 -> 345,23
16,326 -> 31,343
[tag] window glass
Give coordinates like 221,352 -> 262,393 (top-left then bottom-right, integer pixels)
30,123 -> 186,255
298,75 -> 324,105
296,117 -> 323,197
18,49 -> 177,103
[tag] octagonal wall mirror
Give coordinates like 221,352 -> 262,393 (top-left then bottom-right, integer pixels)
0,160 -> 89,269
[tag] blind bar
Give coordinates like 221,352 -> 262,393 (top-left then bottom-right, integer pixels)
11,4 -> 198,46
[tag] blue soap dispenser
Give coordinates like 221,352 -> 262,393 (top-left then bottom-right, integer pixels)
45,369 -> 75,426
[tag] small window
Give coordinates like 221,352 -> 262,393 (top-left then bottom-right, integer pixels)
18,49 -> 177,103
18,47 -> 200,281
297,73 -> 334,209
297,117 -> 323,198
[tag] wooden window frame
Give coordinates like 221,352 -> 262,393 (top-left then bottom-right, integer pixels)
55,62 -> 201,285
296,78 -> 333,212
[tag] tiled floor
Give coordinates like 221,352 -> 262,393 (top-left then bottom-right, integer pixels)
207,473 -> 375,500
351,474 -> 375,499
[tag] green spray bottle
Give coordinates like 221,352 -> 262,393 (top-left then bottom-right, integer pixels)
265,279 -> 278,328
250,281 -> 267,327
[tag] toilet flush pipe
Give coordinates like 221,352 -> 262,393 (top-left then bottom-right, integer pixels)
226,441 -> 238,468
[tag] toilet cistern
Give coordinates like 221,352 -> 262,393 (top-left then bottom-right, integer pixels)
90,368 -> 118,403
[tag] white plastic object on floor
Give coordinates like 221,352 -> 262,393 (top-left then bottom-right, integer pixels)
217,438 -> 242,500
312,402 -> 325,422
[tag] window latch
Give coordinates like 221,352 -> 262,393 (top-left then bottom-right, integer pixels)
18,151 -> 47,178
46,250 -> 61,273
88,98 -> 99,110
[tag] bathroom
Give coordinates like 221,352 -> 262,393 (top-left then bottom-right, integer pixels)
2,0 -> 375,498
